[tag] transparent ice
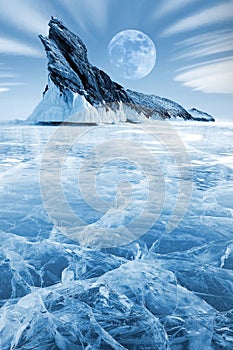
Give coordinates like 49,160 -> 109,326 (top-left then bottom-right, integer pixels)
0,122 -> 233,349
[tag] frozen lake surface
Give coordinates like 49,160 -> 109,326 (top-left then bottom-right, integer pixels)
0,121 -> 233,349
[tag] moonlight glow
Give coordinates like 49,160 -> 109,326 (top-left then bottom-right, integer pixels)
108,30 -> 156,80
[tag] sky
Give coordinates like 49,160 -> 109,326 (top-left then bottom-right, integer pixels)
0,0 -> 233,121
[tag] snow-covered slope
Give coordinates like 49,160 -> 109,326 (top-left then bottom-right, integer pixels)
189,108 -> 215,122
127,89 -> 193,120
29,80 -> 73,123
28,18 -> 213,124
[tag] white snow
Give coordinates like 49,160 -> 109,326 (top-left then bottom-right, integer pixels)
28,81 -> 147,124
28,80 -> 73,123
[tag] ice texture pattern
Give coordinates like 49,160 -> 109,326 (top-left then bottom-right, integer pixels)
0,122 -> 232,349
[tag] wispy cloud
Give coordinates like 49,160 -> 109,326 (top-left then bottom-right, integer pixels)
0,87 -> 10,93
0,0 -> 48,35
161,2 -> 233,37
153,0 -> 199,19
59,0 -> 109,32
0,37 -> 43,57
0,82 -> 24,93
56,0 -> 88,33
173,30 -> 233,60
84,0 -> 109,31
0,82 -> 24,86
175,57 -> 233,93
0,72 -> 18,78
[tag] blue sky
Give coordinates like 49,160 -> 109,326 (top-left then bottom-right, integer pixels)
0,0 -> 232,121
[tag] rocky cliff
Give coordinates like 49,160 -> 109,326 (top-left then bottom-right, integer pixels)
29,18 -> 214,124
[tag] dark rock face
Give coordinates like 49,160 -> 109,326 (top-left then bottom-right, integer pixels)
127,90 -> 193,120
39,17 -> 131,106
188,108 -> 215,122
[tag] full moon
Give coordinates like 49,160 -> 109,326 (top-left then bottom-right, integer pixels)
108,30 -> 156,80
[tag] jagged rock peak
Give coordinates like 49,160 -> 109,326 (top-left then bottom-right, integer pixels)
48,16 -> 88,60
39,17 -> 131,107
28,18 -> 214,124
